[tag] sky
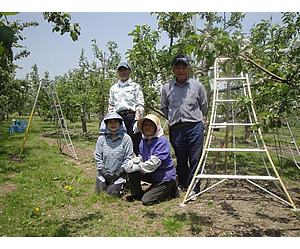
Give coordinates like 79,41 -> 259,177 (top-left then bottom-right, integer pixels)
5,10 -> 287,80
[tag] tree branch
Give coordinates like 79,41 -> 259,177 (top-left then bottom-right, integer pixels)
288,67 -> 299,82
144,104 -> 168,120
241,54 -> 293,86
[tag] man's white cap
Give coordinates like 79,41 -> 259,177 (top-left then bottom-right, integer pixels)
117,62 -> 131,70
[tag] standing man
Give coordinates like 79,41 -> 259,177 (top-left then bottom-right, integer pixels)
108,62 -> 144,155
161,55 -> 208,193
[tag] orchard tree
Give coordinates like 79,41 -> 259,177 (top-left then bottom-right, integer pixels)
37,71 -> 53,121
155,12 -> 195,48
54,71 -> 79,124
91,39 -> 121,121
243,12 -> 299,129
43,12 -> 81,42
132,12 -> 299,129
9,78 -> 31,117
0,12 -> 81,120
126,12 -> 246,112
0,12 -> 38,120
127,25 -> 165,109
155,12 -> 246,86
54,50 -> 92,135
54,40 -> 121,135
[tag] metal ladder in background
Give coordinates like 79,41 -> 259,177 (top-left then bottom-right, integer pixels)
180,57 -> 296,210
49,82 -> 78,160
274,115 -> 300,169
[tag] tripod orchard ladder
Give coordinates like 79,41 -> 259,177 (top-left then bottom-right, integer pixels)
180,57 -> 296,210
49,82 -> 78,160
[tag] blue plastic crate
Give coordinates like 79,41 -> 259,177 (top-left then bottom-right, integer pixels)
9,119 -> 28,133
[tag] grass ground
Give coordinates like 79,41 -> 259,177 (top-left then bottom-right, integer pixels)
0,115 -> 299,237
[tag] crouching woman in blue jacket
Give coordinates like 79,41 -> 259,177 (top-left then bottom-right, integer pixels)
125,114 -> 178,205
94,112 -> 133,197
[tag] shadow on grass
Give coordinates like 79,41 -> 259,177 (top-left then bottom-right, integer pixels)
233,221 -> 285,237
162,211 -> 213,236
25,211 -> 104,237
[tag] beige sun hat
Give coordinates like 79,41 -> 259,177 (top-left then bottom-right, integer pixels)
137,114 -> 160,133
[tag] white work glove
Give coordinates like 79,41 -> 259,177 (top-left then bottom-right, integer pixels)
132,155 -> 143,164
125,155 -> 161,174
133,121 -> 139,134
125,160 -> 134,173
125,159 -> 141,173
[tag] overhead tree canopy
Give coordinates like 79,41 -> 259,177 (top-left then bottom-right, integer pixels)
127,12 -> 299,129
1,12 -> 299,130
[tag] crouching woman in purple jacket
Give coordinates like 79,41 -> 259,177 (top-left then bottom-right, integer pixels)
125,114 -> 178,205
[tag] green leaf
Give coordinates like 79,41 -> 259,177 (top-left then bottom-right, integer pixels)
70,32 -> 78,41
207,200 -> 214,207
208,43 -> 215,53
0,12 -> 19,16
208,53 -> 215,67
0,43 -> 5,55
185,44 -> 195,54
0,25 -> 14,48
236,60 -> 243,74
52,27 -> 60,33
190,34 -> 200,39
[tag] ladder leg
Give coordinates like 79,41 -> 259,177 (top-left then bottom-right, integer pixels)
19,80 -> 43,159
246,75 -> 296,209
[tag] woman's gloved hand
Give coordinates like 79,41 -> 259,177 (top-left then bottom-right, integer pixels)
100,168 -> 113,185
111,168 -> 125,182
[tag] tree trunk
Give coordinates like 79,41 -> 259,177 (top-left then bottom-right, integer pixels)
80,106 -> 87,135
0,113 -> 5,121
245,117 -> 251,143
98,97 -> 106,129
98,112 -> 104,130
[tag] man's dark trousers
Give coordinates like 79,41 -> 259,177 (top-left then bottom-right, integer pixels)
119,112 -> 142,156
170,121 -> 204,192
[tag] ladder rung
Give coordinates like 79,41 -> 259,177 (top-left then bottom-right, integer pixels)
215,99 -> 237,103
206,148 -> 265,152
275,140 -> 294,144
274,139 -> 285,142
216,77 -> 247,81
278,155 -> 290,160
277,156 -> 299,162
211,123 -> 254,127
216,57 -> 231,62
195,174 -> 278,181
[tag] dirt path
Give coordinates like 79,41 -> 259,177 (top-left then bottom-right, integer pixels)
170,180 -> 300,236
40,137 -> 300,237
40,137 -> 96,179
0,174 -> 17,197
